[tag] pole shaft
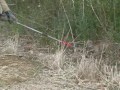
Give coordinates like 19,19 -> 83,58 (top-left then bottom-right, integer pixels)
16,22 -> 61,42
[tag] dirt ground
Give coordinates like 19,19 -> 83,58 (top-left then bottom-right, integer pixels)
0,55 -> 79,90
0,54 -> 112,90
0,35 -> 119,90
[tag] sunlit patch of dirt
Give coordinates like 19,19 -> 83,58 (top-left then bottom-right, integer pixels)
0,55 -> 36,86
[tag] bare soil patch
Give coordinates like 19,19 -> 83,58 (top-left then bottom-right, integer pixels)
0,55 -> 36,86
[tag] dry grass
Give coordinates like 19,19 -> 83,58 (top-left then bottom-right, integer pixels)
0,55 -> 36,87
1,35 -> 19,55
0,36 -> 120,90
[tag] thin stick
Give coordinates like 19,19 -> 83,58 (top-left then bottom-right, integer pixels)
82,0 -> 85,20
60,0 -> 75,42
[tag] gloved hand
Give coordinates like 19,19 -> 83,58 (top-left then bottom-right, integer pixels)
5,11 -> 17,23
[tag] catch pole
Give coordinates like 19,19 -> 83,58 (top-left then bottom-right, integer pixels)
16,22 -> 73,47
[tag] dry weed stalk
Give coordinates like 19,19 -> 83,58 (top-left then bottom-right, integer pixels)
76,51 -> 120,89
101,64 -> 120,89
52,49 -> 65,70
77,54 -> 100,81
1,35 -> 19,55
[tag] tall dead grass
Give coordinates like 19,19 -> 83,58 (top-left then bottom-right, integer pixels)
34,40 -> 120,89
0,35 -> 120,89
1,35 -> 19,55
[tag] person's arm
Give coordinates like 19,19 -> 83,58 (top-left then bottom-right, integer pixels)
0,0 -> 17,23
0,0 -> 10,12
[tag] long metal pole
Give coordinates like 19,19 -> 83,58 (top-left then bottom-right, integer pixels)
16,22 -> 73,47
16,22 -> 61,42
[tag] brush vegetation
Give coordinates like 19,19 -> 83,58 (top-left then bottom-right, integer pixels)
0,0 -> 120,90
8,0 -> 120,42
